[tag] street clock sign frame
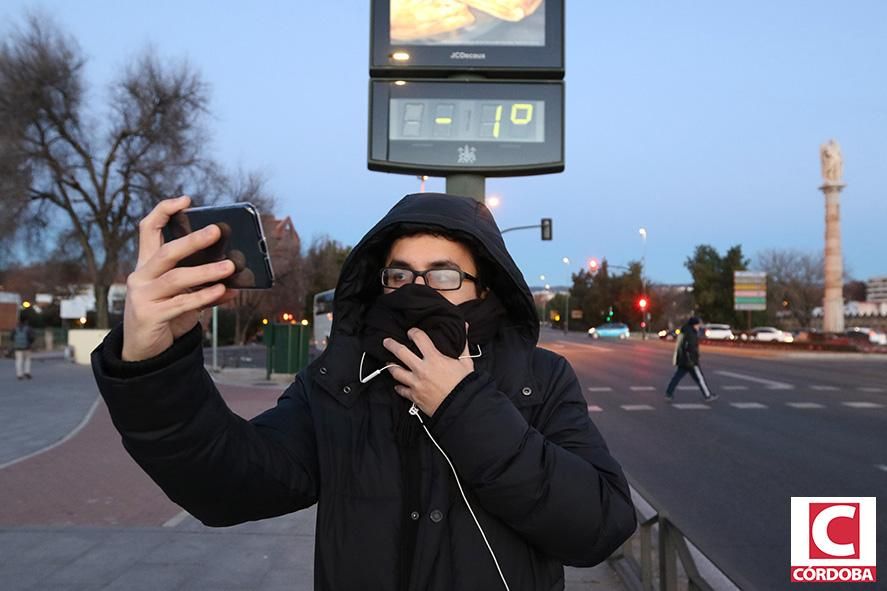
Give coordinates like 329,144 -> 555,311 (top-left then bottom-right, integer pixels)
368,79 -> 564,176
370,0 -> 564,79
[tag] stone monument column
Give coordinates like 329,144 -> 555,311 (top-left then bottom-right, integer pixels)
819,139 -> 845,333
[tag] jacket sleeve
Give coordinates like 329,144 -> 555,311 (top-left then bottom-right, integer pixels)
91,324 -> 319,526
427,352 -> 637,567
686,332 -> 700,365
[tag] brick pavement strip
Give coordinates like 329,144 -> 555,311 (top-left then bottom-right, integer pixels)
1,366 -> 623,590
0,377 -> 280,527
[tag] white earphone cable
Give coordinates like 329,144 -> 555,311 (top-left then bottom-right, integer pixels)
409,403 -> 510,591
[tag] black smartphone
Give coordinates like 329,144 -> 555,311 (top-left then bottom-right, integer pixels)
161,203 -> 275,289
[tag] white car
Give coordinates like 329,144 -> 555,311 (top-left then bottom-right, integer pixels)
702,324 -> 735,340
846,327 -> 887,346
749,326 -> 794,343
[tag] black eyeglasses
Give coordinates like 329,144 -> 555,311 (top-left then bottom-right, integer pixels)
381,267 -> 478,291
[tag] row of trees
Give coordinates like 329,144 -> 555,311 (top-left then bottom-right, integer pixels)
551,244 -> 865,333
0,16 -> 351,341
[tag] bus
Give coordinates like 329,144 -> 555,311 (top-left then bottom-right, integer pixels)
312,289 -> 335,351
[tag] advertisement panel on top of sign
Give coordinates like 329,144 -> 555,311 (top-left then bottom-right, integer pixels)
370,0 -> 564,78
391,0 -> 545,47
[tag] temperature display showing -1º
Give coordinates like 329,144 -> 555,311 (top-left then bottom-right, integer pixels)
389,99 -> 544,143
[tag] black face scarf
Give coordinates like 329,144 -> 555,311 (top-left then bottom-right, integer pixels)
361,283 -> 506,368
359,283 -> 506,447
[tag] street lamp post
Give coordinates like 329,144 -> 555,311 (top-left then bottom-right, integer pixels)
539,275 -> 548,326
562,257 -> 570,334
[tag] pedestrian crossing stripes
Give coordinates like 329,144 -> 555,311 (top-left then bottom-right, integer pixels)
842,401 -> 885,409
584,383 -> 884,394
714,371 -> 794,390
730,402 -> 767,409
620,404 -> 655,411
671,403 -> 710,410
584,400 -> 887,413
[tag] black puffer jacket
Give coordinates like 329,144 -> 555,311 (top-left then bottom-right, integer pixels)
92,193 -> 636,591
674,324 -> 701,368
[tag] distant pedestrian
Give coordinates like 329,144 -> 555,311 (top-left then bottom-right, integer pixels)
11,319 -> 35,380
665,316 -> 717,402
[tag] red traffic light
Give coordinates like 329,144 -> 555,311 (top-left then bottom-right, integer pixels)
588,258 -> 599,272
638,297 -> 648,310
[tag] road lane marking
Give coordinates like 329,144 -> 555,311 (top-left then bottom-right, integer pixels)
811,385 -> 839,391
677,385 -> 698,390
163,510 -> 191,528
621,404 -> 655,411
587,387 -> 613,392
786,402 -> 825,409
672,403 -> 711,410
0,396 -> 102,472
630,386 -> 656,391
715,371 -> 794,390
842,401 -> 885,409
723,386 -> 749,391
587,405 -> 603,413
730,402 -> 768,409
858,387 -> 886,393
876,465 -> 887,473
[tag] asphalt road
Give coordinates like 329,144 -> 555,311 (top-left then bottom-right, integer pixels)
538,328 -> 886,590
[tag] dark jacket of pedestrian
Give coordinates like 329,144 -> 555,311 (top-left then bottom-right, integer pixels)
673,320 -> 701,368
12,322 -> 35,350
91,193 -> 637,591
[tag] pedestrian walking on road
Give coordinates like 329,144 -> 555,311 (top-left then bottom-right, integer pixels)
665,316 -> 718,402
92,193 -> 637,591
11,318 -> 35,380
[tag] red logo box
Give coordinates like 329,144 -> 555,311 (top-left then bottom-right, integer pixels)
791,497 -> 876,584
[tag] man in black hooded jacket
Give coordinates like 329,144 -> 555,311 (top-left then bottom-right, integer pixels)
92,193 -> 637,590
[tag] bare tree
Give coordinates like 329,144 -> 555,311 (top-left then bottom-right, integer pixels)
756,249 -> 824,328
0,15 -> 221,327
302,236 -> 351,318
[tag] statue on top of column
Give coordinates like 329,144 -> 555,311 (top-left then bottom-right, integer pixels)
820,139 -> 843,185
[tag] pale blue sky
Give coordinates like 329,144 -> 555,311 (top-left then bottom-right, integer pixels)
3,1 -> 885,285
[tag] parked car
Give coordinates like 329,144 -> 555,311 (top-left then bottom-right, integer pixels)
702,324 -> 735,340
588,323 -> 631,340
749,326 -> 794,343
845,327 -> 887,346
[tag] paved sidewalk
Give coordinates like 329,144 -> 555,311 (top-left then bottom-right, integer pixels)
0,360 -> 625,590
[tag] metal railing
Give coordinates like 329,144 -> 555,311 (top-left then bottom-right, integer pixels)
608,477 -> 750,591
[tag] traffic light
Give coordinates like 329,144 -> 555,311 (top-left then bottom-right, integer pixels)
588,258 -> 599,273
541,218 -> 552,241
638,297 -> 648,311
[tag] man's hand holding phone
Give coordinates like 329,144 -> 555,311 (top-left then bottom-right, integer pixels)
122,196 -> 236,362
